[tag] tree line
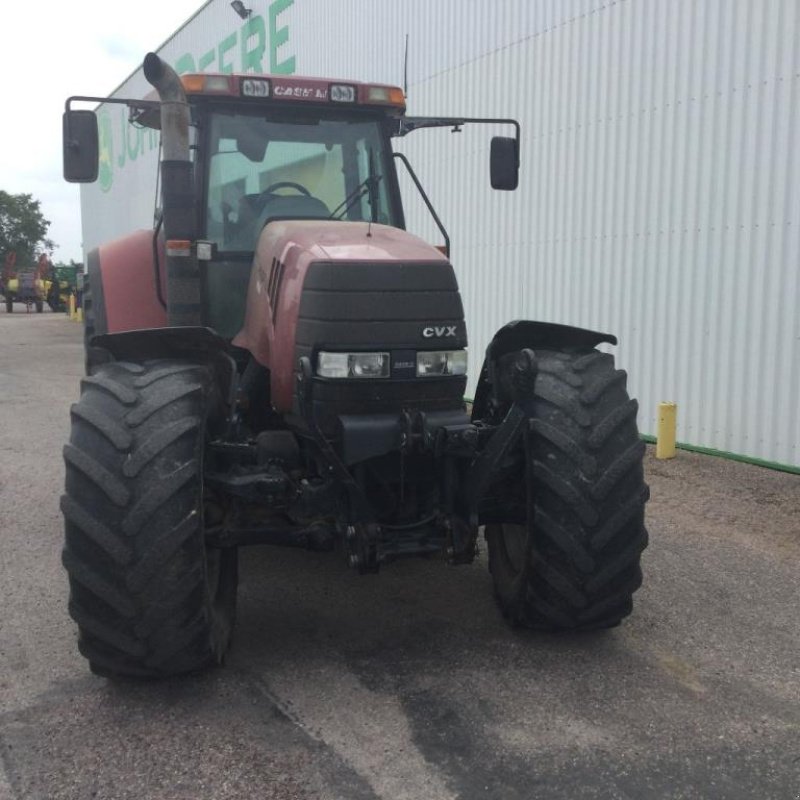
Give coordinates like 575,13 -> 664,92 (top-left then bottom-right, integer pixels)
0,191 -> 55,266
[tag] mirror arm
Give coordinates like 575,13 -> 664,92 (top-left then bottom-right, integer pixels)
64,95 -> 160,130
65,96 -> 161,112
392,116 -> 520,166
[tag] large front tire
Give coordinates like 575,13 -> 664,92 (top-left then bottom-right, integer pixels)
486,348 -> 648,631
62,360 -> 238,678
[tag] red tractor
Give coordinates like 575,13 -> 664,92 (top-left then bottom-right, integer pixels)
61,54 -> 648,678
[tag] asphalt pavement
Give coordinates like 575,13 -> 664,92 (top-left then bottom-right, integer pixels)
0,311 -> 798,800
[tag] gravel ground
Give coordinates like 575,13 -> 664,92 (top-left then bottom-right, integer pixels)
0,311 -> 798,800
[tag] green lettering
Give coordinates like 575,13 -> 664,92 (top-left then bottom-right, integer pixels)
117,109 -> 127,168
241,16 -> 266,73
218,33 -> 237,74
127,123 -> 140,162
269,0 -> 295,74
199,49 -> 215,71
174,53 -> 196,74
109,4 -> 295,180
98,112 -> 115,192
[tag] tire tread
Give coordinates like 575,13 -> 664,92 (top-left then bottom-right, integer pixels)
61,359 -> 237,678
487,347 -> 649,632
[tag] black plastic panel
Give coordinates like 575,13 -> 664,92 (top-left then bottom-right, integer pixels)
302,260 -> 459,292
311,375 -> 467,435
204,259 -> 253,339
297,259 -> 466,349
295,319 -> 466,349
299,289 -> 462,321
86,247 -> 107,337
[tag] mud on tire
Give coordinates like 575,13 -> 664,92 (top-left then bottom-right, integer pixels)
62,359 -> 238,678
485,348 -> 649,631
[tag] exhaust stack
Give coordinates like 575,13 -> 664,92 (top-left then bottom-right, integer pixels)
143,52 -> 200,327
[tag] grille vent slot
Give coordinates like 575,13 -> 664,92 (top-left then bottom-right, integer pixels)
267,257 -> 285,321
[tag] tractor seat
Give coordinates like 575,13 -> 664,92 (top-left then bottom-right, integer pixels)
230,193 -> 330,250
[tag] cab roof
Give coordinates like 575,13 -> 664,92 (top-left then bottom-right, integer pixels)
136,71 -> 406,129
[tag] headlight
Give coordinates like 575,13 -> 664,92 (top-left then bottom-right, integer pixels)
416,350 -> 467,377
317,351 -> 390,379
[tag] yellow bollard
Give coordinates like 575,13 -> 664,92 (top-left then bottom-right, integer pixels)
656,402 -> 677,459
76,307 -> 84,323
68,294 -> 76,320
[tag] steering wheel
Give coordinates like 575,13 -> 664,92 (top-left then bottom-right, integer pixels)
261,181 -> 312,197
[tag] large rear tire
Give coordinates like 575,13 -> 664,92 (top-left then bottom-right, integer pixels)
62,359 -> 238,678
486,348 -> 648,631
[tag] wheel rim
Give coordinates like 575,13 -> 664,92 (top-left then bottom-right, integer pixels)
499,523 -> 528,575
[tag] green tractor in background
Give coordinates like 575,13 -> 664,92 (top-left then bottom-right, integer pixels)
47,262 -> 80,313
1,253 -> 79,313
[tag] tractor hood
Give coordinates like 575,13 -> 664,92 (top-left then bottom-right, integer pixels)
253,219 -> 448,265
234,220 -> 465,413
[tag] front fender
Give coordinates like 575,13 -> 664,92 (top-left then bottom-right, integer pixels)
471,320 -> 617,421
87,230 -> 167,338
88,327 -> 237,411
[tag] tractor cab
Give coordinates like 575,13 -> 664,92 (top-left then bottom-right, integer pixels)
180,78 -> 408,337
63,67 -> 519,338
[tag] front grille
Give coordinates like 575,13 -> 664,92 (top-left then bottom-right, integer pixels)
296,259 -> 466,356
295,259 -> 468,426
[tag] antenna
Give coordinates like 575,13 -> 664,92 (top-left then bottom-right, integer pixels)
403,33 -> 409,97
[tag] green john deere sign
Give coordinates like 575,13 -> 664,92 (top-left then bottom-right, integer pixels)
99,0 -> 294,193
98,111 -> 114,193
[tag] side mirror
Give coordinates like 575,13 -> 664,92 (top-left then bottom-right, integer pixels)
63,110 -> 99,183
490,136 -> 518,191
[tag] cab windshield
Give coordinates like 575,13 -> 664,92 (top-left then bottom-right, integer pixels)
205,111 -> 395,251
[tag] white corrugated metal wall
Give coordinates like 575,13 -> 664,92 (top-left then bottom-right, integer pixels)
89,0 -> 800,468
289,0 -> 800,468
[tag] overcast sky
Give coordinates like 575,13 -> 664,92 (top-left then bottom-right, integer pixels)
0,0 -> 205,263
